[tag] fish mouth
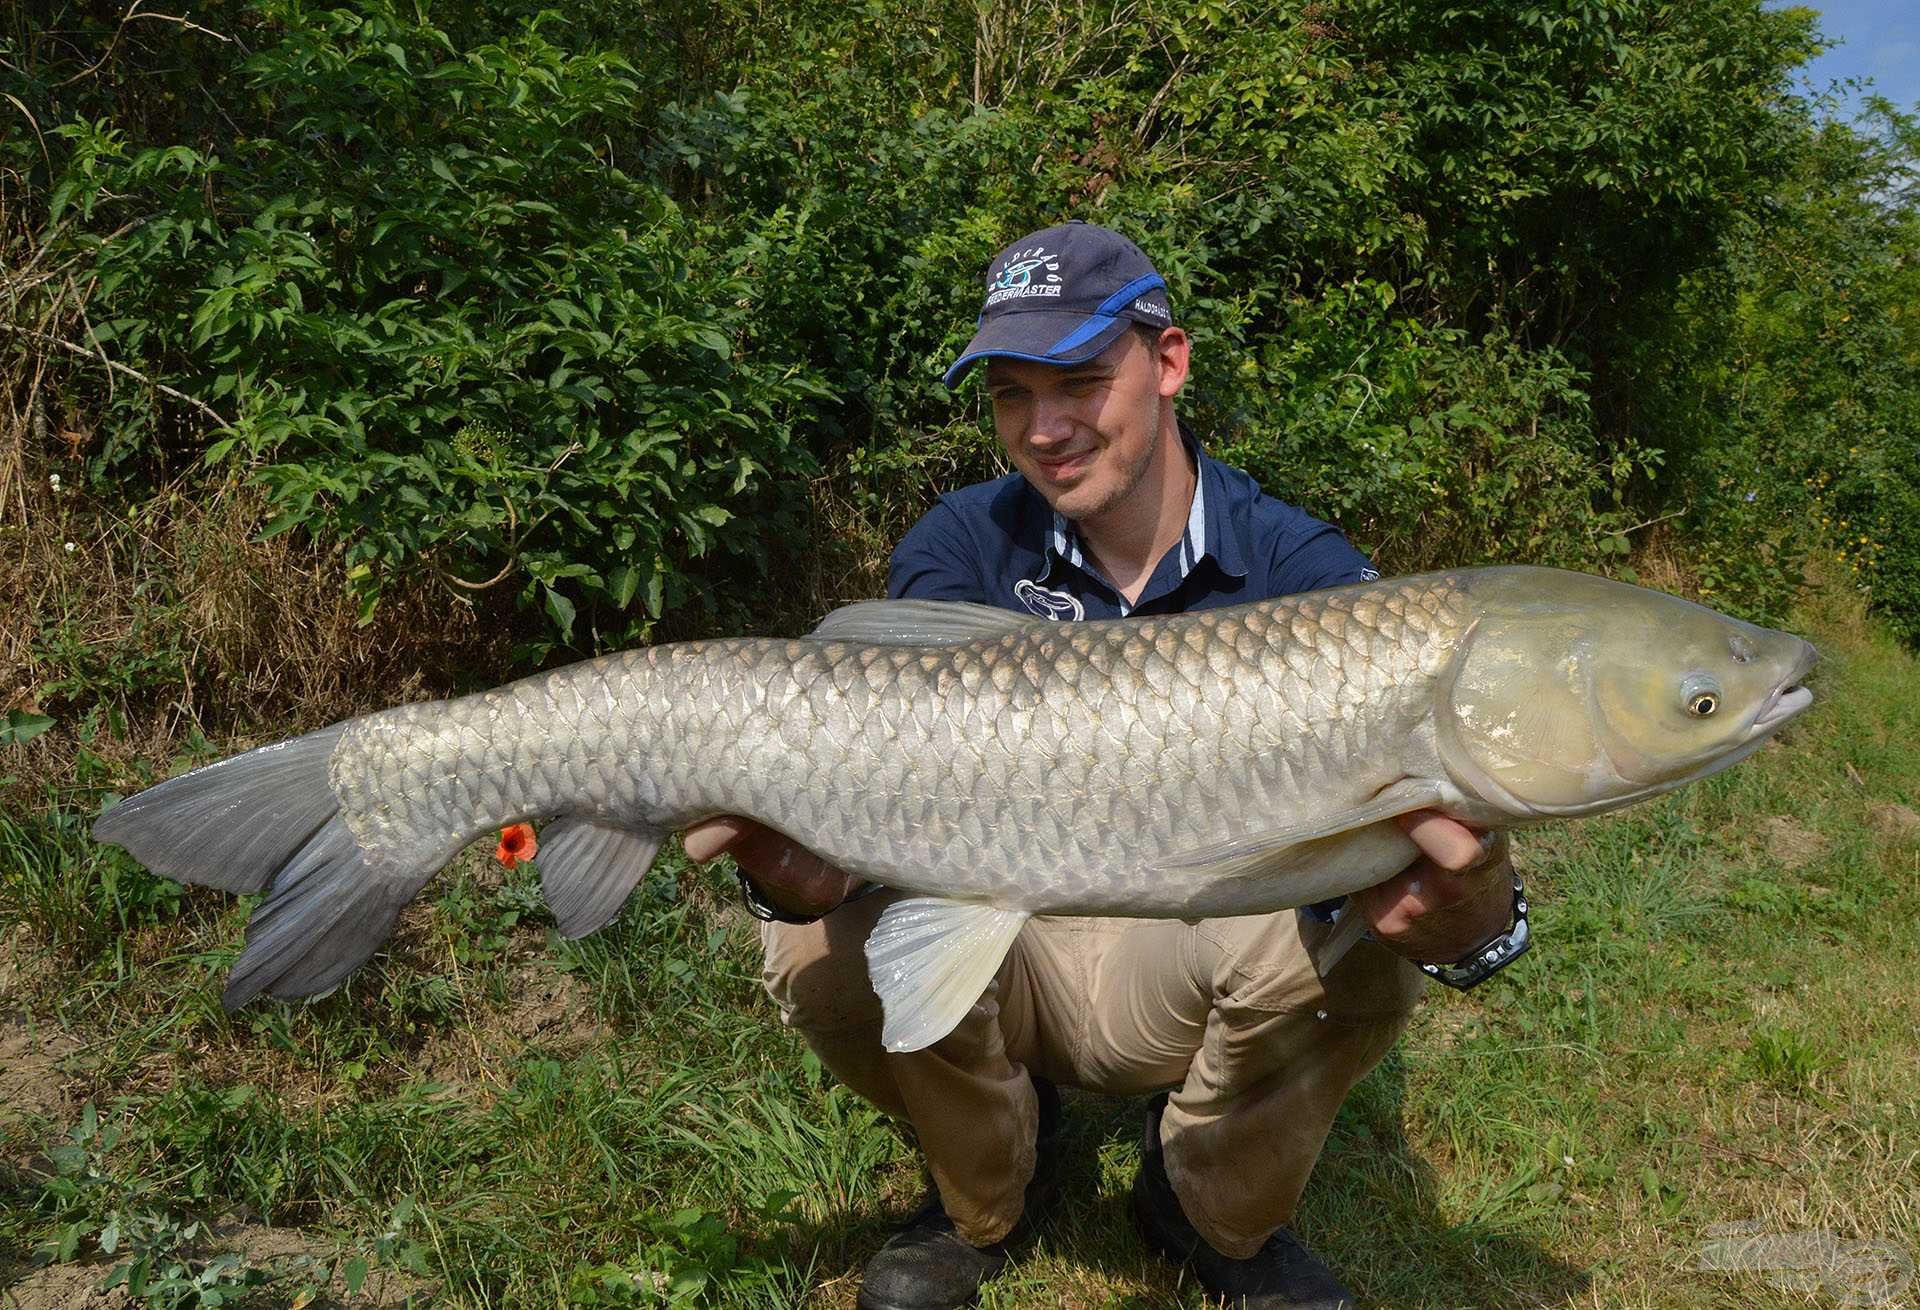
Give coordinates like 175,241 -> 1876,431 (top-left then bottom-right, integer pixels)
1749,642 -> 1819,736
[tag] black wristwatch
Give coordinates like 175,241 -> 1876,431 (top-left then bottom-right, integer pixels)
734,870 -> 881,925
1416,870 -> 1531,991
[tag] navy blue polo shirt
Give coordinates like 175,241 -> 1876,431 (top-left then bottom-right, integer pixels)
886,421 -> 1377,615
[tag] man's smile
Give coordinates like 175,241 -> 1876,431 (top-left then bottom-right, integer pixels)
1034,449 -> 1095,480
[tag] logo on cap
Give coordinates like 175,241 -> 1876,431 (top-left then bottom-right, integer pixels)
985,246 -> 1064,308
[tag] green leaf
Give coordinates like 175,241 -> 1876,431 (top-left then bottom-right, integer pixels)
544,585 -> 577,642
255,511 -> 304,541
610,564 -> 639,609
1,710 -> 55,746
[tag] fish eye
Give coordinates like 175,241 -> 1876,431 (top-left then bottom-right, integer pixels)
1681,673 -> 1723,718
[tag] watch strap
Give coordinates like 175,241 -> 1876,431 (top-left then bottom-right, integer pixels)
1417,871 -> 1531,991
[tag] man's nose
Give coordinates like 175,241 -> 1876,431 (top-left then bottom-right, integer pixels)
1027,391 -> 1078,446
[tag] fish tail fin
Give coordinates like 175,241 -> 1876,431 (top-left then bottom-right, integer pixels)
93,725 -> 349,896
220,815 -> 419,1009
93,724 -> 441,1009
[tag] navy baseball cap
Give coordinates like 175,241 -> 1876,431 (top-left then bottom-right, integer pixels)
943,221 -> 1174,387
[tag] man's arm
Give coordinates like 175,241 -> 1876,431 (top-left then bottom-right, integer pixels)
1363,815 -> 1516,963
884,498 -> 991,603
681,816 -> 864,920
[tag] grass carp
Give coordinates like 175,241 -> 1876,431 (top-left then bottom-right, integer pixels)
93,566 -> 1817,1051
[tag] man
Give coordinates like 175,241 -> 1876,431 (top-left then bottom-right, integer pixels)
683,222 -> 1527,1309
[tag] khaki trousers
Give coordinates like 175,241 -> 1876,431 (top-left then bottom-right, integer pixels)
761,891 -> 1428,1256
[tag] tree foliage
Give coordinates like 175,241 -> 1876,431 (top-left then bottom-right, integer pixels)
2,0 -> 1915,654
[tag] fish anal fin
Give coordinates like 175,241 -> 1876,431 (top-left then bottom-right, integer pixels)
1152,778 -> 1446,881
535,818 -> 666,938
864,898 -> 1031,1052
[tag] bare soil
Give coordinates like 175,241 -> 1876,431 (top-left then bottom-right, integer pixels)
1759,815 -> 1829,870
0,1011 -> 83,1131
1868,800 -> 1920,840
0,1220 -> 432,1310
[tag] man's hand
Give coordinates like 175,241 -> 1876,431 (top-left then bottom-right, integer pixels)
1354,811 -> 1516,964
682,816 -> 864,920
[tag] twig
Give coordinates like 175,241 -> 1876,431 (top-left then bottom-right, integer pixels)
1,93 -> 51,179
440,497 -> 519,591
1613,508 -> 1686,537
55,2 -> 233,88
62,273 -> 115,405
0,323 -> 230,428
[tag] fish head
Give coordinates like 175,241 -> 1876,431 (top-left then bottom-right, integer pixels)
1439,567 -> 1817,818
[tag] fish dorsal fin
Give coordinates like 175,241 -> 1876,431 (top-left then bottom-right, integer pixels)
535,818 -> 666,938
1150,778 -> 1445,881
864,897 -> 1031,1052
808,599 -> 1040,646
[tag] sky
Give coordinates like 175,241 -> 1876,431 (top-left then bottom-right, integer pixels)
1786,0 -> 1920,119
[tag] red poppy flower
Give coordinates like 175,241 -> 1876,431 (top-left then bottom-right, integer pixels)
495,822 -> 538,868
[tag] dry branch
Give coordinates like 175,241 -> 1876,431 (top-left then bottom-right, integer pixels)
0,323 -> 230,430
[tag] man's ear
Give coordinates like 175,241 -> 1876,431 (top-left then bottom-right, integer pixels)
1154,327 -> 1191,398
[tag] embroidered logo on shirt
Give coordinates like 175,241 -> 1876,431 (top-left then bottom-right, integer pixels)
1013,578 -> 1084,621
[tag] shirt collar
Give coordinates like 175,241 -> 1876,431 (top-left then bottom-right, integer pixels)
1043,420 -> 1248,594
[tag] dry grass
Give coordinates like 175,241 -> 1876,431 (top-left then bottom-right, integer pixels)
0,474 -> 514,800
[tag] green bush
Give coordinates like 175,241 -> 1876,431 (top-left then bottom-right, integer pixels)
35,1 -> 831,649
1633,100 -> 1920,633
5,0 -> 1915,651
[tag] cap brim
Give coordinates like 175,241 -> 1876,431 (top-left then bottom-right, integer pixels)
942,311 -> 1134,387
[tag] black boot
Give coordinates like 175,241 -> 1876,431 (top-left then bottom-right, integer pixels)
1131,1093 -> 1356,1309
856,1076 -> 1062,1310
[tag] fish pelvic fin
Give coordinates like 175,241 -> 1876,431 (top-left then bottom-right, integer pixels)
864,897 -> 1030,1053
535,818 -> 665,938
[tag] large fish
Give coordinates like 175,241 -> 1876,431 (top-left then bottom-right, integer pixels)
94,567 -> 1816,1050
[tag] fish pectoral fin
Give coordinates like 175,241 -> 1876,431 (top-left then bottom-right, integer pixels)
535,818 -> 666,938
807,599 -> 1040,646
1151,778 -> 1447,880
864,897 -> 1031,1053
